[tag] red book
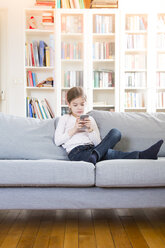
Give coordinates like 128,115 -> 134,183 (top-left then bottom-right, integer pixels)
28,71 -> 34,87
30,43 -> 35,66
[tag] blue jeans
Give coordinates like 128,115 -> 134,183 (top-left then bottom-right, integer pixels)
68,128 -> 139,162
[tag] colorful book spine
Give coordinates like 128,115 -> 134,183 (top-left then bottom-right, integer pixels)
95,15 -> 113,33
26,97 -> 54,119
93,71 -> 114,88
125,92 -> 145,108
63,71 -> 83,87
61,42 -> 82,59
126,15 -> 147,31
93,42 -> 115,59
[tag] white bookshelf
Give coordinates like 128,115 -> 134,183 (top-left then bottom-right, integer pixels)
156,13 -> 165,112
24,8 -> 119,118
24,8 -> 56,118
24,8 -> 165,118
120,11 -> 148,112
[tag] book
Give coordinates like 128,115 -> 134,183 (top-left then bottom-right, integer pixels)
45,46 -> 50,66
90,0 -> 118,8
28,71 -> 34,87
39,40 -> 47,66
44,98 -> 55,118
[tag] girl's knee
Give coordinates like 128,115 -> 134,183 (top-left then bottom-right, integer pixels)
110,128 -> 121,141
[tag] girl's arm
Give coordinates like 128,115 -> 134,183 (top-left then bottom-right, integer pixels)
54,115 -> 71,146
86,116 -> 101,146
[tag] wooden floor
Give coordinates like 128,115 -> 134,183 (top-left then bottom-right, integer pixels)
0,208 -> 165,247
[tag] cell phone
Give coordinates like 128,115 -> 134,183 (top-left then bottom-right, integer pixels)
80,114 -> 89,120
79,114 -> 89,131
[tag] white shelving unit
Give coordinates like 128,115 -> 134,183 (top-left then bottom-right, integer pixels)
24,8 -> 119,117
156,13 -> 165,112
24,8 -> 165,118
120,11 -> 148,112
24,8 -> 56,118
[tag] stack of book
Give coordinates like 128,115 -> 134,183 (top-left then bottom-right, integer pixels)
42,12 -> 54,24
27,97 -> 55,119
57,0 -> 91,8
35,0 -> 55,8
90,0 -> 118,8
36,77 -> 54,87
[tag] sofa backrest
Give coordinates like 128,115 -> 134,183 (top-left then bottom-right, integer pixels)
88,110 -> 165,157
0,113 -> 69,160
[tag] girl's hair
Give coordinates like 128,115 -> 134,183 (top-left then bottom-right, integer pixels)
66,87 -> 87,114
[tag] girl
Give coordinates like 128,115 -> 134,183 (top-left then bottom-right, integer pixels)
54,87 -> 163,165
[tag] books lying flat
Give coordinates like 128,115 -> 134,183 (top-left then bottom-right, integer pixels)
90,0 -> 118,8
26,97 -> 55,119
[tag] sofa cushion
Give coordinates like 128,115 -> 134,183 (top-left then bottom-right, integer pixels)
0,160 -> 95,186
95,158 -> 165,187
0,113 -> 68,160
88,110 -> 165,156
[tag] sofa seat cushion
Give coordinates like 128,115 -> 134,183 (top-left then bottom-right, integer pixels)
95,158 -> 165,187
0,160 -> 95,187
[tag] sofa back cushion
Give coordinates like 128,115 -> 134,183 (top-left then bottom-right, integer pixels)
88,110 -> 165,157
0,113 -> 69,160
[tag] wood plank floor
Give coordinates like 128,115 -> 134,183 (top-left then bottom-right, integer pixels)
0,208 -> 165,247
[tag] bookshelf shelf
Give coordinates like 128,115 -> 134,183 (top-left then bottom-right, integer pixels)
125,69 -> 147,72
125,49 -> 147,53
125,30 -> 147,34
25,29 -> 54,34
61,33 -> 83,36
26,87 -> 55,90
93,105 -> 115,107
93,87 -> 115,90
25,66 -> 54,70
124,87 -> 146,90
61,59 -> 83,62
93,59 -> 115,62
125,107 -> 146,110
93,33 -> 115,37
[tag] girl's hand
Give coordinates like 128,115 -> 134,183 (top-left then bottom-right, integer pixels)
68,117 -> 83,137
83,118 -> 93,132
75,117 -> 85,132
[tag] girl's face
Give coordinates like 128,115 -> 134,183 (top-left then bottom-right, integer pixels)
68,96 -> 85,117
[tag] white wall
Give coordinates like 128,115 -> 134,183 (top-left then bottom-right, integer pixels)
0,0 -> 35,116
0,0 -> 165,116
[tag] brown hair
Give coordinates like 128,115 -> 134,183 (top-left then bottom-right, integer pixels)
66,87 -> 87,114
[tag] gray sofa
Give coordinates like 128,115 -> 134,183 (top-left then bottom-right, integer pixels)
0,110 -> 165,210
